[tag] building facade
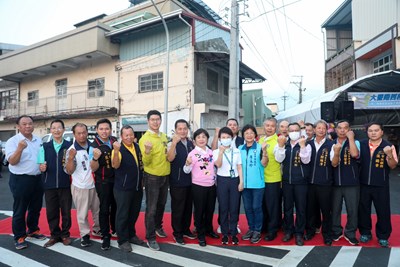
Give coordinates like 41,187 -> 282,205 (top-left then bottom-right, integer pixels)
322,0 -> 400,92
0,0 -> 264,139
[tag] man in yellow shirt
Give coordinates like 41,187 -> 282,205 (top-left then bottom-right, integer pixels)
258,117 -> 282,241
139,110 -> 170,251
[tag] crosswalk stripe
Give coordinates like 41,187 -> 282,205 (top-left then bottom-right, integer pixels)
0,247 -> 49,267
171,243 -> 281,266
92,239 -> 222,267
329,246 -> 362,267
26,239 -> 132,267
269,245 -> 314,266
0,210 -> 13,216
388,247 -> 400,267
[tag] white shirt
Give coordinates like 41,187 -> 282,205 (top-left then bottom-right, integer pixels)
6,133 -> 41,175
314,138 -> 326,152
213,147 -> 242,177
66,142 -> 94,189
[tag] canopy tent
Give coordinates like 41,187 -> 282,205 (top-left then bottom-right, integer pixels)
275,70 -> 400,127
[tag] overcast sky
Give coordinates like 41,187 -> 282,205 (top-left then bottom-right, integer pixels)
0,0 -> 344,111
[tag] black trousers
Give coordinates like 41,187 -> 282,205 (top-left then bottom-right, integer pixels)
95,182 -> 117,238
358,184 -> 392,240
263,182 -> 282,235
45,188 -> 72,238
114,188 -> 143,245
170,186 -> 193,238
144,173 -> 169,241
9,173 -> 43,241
282,183 -> 308,236
305,184 -> 332,239
192,184 -> 216,240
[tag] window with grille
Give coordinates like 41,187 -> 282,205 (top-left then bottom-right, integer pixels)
56,79 -> 67,97
27,90 -> 39,107
373,54 -> 392,73
88,78 -> 105,98
0,89 -> 17,110
207,69 -> 218,93
139,72 -> 163,93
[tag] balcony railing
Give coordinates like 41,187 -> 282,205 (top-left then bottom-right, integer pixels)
1,90 -> 117,121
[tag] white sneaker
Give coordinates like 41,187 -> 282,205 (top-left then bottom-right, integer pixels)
217,225 -> 222,234
237,225 -> 241,234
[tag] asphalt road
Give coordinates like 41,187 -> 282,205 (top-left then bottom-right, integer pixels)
1,166 -> 400,267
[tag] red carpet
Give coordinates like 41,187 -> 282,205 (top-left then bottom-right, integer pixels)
1,209 -> 399,247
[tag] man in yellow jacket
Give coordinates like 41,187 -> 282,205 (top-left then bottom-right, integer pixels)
139,110 -> 170,251
258,117 -> 283,241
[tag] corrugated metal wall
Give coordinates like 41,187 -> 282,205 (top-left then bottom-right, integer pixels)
352,0 -> 399,42
195,20 -> 230,47
119,19 -> 190,61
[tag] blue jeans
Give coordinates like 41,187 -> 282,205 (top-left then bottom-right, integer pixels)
242,188 -> 264,232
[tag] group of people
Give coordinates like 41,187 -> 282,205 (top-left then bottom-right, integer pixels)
4,111 -> 398,254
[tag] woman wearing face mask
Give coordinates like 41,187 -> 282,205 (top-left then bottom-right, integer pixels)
275,122 -> 312,246
213,127 -> 244,245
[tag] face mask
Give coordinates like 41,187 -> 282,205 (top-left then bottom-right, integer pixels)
289,132 -> 300,141
301,129 -> 306,138
221,138 -> 232,147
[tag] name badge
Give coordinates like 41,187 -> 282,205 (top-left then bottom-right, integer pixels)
230,169 -> 235,178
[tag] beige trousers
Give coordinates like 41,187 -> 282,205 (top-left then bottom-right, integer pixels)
71,184 -> 100,238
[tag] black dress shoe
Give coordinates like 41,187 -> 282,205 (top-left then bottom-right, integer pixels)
264,233 -> 277,241
324,238 -> 332,246
206,231 -> 220,239
295,235 -> 304,246
282,233 -> 293,242
304,233 -> 315,241
199,239 -> 207,247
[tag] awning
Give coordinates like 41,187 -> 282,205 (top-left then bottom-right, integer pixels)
196,51 -> 266,84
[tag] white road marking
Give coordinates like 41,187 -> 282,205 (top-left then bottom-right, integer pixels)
27,239 -> 132,267
93,239 -> 222,267
0,247 -> 49,267
273,245 -> 314,267
175,243 -> 281,266
388,247 -> 400,267
329,246 -> 362,267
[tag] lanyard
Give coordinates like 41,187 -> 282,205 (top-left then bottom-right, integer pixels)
223,149 -> 234,170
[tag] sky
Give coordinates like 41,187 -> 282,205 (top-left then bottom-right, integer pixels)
0,0 -> 344,111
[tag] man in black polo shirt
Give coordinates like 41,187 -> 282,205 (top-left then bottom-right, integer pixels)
167,119 -> 195,245
89,118 -> 117,250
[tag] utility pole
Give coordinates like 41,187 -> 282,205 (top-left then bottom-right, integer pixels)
281,93 -> 288,111
291,75 -> 305,104
228,0 -> 240,119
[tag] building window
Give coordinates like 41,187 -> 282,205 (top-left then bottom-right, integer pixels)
0,89 -> 17,110
139,72 -> 163,93
207,69 -> 218,93
88,78 -> 105,98
27,90 -> 39,107
56,79 -> 67,97
373,54 -> 392,73
223,76 -> 229,96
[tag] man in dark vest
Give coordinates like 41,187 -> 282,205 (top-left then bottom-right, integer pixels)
330,120 -> 360,246
89,118 -> 117,250
275,122 -> 311,246
38,119 -> 73,248
167,119 -> 196,245
304,120 -> 334,246
358,122 -> 398,247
